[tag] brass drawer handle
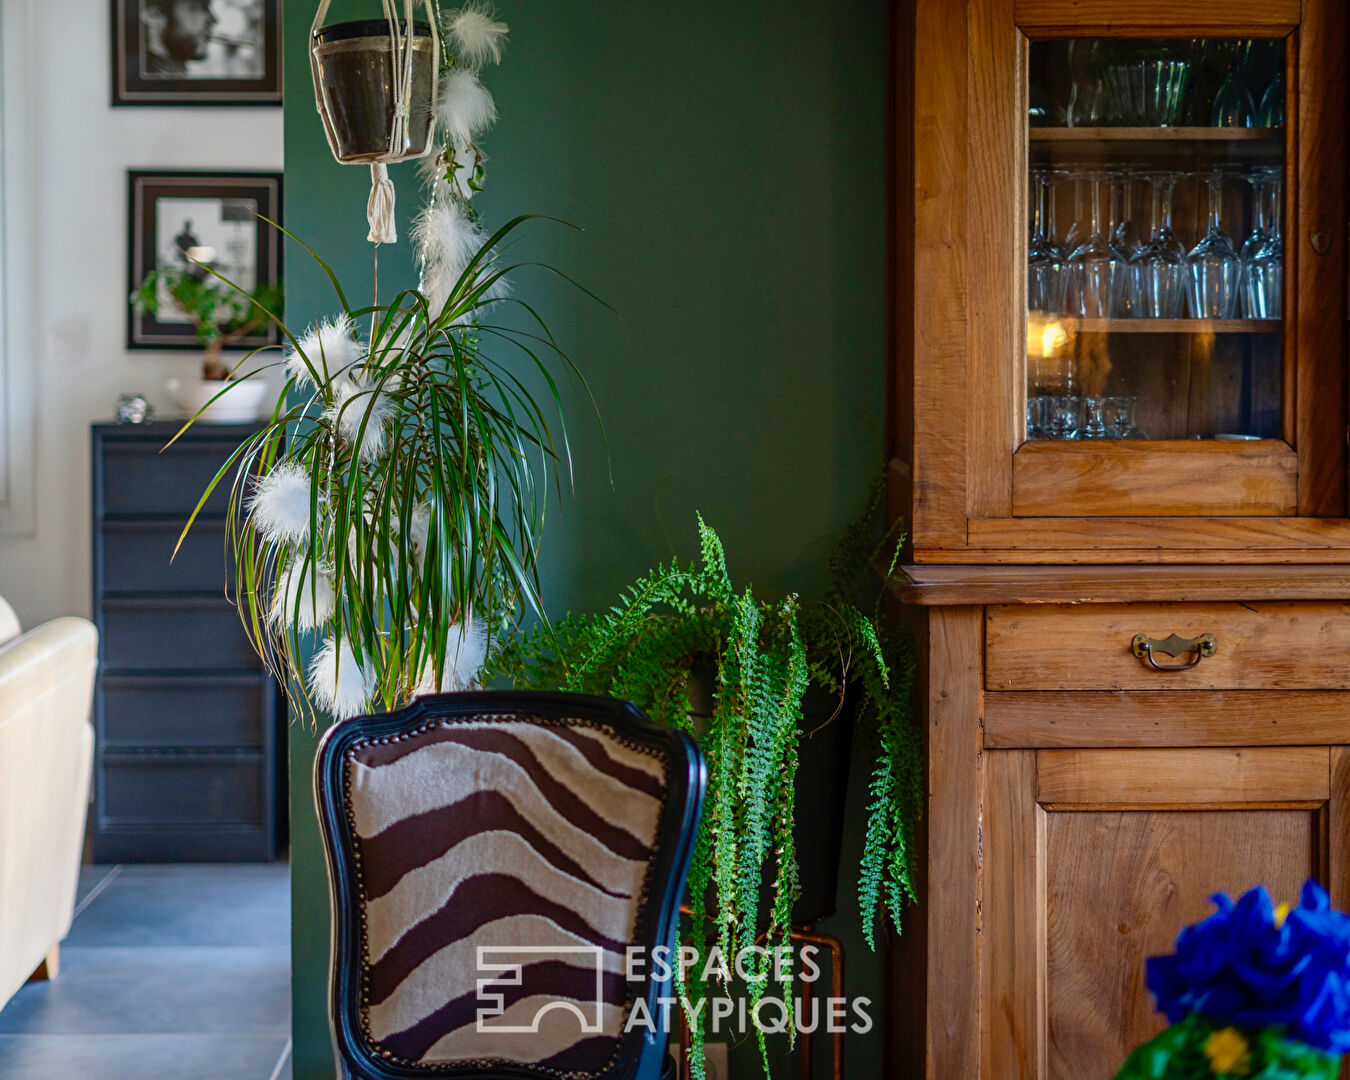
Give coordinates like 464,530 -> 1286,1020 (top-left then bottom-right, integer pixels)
1131,633 -> 1218,671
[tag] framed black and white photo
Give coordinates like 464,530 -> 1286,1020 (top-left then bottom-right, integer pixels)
127,170 -> 283,350
112,0 -> 282,106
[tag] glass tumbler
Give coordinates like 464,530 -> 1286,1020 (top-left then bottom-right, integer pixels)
1103,48 -> 1191,126
1080,397 -> 1110,439
1104,396 -> 1146,439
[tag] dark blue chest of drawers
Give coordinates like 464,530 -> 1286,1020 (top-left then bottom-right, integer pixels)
91,422 -> 284,861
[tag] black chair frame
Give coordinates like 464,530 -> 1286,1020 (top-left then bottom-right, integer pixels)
315,691 -> 706,1080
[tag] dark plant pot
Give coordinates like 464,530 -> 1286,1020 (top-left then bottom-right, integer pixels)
688,662 -> 857,929
311,20 -> 437,165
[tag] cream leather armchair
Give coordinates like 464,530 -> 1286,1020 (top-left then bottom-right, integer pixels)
0,597 -> 97,1012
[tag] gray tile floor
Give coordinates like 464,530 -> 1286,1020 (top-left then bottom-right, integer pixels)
0,864 -> 291,1080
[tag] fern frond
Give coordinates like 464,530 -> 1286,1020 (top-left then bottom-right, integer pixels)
492,511 -> 922,1077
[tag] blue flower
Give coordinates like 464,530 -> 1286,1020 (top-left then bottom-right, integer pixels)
1146,881 -> 1350,1053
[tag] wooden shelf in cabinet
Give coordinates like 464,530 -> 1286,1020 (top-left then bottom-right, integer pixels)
1030,126 -> 1283,166
1031,127 -> 1282,143
1050,317 -> 1281,334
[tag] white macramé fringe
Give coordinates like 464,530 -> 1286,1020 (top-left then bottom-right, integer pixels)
367,163 -> 398,244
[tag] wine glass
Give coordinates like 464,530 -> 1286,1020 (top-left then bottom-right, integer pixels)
1130,173 -> 1186,318
1067,40 -> 1106,127
1062,170 -> 1085,252
1109,171 -> 1142,316
1257,69 -> 1283,128
1059,171 -> 1085,312
1068,171 -> 1113,317
1186,171 -> 1241,318
1029,168 -> 1068,314
1244,167 -> 1283,319
1239,169 -> 1271,318
1211,40 -> 1256,127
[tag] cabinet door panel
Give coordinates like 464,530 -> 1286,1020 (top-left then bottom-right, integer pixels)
1045,808 -> 1315,1079
982,745 -> 1339,1080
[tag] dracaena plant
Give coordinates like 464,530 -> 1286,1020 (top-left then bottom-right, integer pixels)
176,5 -> 592,722
178,215 -> 589,723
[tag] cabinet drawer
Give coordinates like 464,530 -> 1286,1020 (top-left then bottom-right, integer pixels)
986,602 -> 1350,691
100,676 -> 269,750
100,443 -> 238,517
101,600 -> 260,672
100,755 -> 265,827
99,520 -> 228,595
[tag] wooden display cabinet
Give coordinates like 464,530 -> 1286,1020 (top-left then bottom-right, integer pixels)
887,2 -> 1350,1078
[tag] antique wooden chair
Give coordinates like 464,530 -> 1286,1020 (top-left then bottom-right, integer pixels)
315,691 -> 706,1080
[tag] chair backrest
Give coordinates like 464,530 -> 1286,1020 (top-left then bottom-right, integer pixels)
315,691 -> 706,1080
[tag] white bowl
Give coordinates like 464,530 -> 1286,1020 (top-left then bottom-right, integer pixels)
165,377 -> 270,424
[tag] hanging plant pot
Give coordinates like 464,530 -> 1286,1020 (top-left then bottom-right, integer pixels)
311,19 -> 438,164
308,1 -> 442,243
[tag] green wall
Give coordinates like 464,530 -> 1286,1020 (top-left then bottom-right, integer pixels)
283,2 -> 888,1076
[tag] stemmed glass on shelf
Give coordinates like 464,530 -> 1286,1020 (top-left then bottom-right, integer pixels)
1108,170 -> 1142,316
1238,167 -> 1271,317
1129,172 -> 1186,318
1066,40 -> 1106,127
1067,171 -> 1113,318
1257,68 -> 1283,127
1212,40 -> 1256,127
1028,167 -> 1068,314
1185,170 -> 1241,318
1244,166 -> 1283,319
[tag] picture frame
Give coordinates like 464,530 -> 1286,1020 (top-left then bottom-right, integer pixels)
111,0 -> 282,107
127,170 -> 283,351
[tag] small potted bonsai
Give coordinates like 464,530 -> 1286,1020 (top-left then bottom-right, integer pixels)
132,265 -> 283,422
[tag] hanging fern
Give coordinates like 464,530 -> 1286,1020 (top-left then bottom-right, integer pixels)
488,483 -> 922,1078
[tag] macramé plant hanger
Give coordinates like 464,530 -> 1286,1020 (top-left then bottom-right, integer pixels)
309,0 -> 441,244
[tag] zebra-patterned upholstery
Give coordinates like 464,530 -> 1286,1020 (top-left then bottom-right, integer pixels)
316,692 -> 705,1080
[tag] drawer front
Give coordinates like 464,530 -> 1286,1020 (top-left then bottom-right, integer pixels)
986,602 -> 1350,691
101,757 -> 264,827
101,601 -> 259,672
100,677 -> 268,750
100,443 -> 238,517
100,521 -> 228,594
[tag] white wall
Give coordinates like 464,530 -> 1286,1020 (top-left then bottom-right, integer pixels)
0,0 -> 282,626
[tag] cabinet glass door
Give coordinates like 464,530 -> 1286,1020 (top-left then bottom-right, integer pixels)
1027,39 -> 1285,444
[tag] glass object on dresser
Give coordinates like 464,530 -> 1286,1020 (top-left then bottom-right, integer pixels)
1027,38 -> 1284,443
